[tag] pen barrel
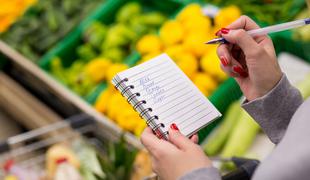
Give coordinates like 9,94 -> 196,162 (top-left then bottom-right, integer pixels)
248,19 -> 307,37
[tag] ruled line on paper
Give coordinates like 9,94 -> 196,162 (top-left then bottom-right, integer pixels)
157,93 -> 197,115
178,107 -> 210,126
182,111 -> 213,131
132,66 -> 176,85
165,101 -> 205,125
152,88 -> 193,110
128,59 -> 170,79
134,72 -> 180,92
160,98 -> 202,120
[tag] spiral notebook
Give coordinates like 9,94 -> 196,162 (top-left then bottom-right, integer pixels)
112,53 -> 221,140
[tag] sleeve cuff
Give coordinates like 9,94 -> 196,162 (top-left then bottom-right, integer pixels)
242,74 -> 303,144
179,167 -> 221,180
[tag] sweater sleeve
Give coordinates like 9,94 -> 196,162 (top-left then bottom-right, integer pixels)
242,74 -> 303,144
179,167 -> 221,180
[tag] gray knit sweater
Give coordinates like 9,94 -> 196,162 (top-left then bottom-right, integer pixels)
180,75 -> 309,180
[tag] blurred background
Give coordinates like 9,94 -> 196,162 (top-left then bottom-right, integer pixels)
0,0 -> 309,179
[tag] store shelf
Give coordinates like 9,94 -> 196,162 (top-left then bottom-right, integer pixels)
0,40 -> 142,149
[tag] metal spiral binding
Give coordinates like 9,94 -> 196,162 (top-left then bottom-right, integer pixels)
112,75 -> 168,140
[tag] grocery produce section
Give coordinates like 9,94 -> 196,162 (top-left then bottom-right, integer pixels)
0,0 -> 309,179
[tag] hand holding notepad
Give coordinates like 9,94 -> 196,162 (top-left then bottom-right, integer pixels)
112,54 -> 221,140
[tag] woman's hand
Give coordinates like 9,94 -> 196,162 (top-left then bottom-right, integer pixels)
216,15 -> 282,101
141,125 -> 212,180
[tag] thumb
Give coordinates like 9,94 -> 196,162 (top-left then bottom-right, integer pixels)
168,123 -> 194,150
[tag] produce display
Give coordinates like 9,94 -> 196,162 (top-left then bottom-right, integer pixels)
93,3 -> 241,136
135,4 -> 241,96
205,0 -> 305,25
50,2 -> 167,98
0,0 -> 36,33
3,137 -> 147,180
0,0 -> 105,61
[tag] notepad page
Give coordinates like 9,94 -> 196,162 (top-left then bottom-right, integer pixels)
114,53 -> 221,137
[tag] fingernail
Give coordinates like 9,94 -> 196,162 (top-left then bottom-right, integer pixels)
232,66 -> 248,77
220,28 -> 230,34
220,56 -> 228,66
215,29 -> 221,36
170,123 -> 179,131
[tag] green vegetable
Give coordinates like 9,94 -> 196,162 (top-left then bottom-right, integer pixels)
0,0 -> 105,62
77,44 -> 98,61
83,22 -> 108,49
203,102 -> 241,156
116,2 -> 142,23
207,0 -> 304,24
296,72 -> 310,99
220,109 -> 260,169
97,135 -> 137,180
73,140 -> 106,180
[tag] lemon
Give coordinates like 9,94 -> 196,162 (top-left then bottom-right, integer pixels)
182,14 -> 211,35
193,73 -> 217,96
164,44 -> 187,60
215,5 -> 241,28
134,121 -> 147,136
177,3 -> 202,23
183,32 -> 213,58
106,63 -> 128,82
175,52 -> 198,80
159,20 -> 185,46
139,51 -> 162,64
136,34 -> 163,55
94,89 -> 114,113
200,48 -> 228,82
116,109 -> 140,131
84,58 -> 111,82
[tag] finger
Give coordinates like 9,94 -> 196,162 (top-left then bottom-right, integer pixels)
217,44 -> 232,67
227,15 -> 260,31
218,15 -> 267,43
222,29 -> 261,58
190,134 -> 199,144
168,124 -> 194,150
140,127 -> 164,153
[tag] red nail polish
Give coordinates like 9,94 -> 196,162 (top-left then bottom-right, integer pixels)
221,28 -> 230,34
233,66 -> 248,77
170,123 -> 179,131
220,56 -> 228,66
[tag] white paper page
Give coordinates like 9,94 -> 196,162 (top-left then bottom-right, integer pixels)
113,54 -> 221,137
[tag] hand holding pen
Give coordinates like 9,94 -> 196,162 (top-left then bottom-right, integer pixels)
215,15 -> 283,101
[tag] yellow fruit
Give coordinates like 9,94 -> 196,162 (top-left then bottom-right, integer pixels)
177,3 -> 202,23
116,109 -> 141,132
106,63 -> 128,82
159,20 -> 185,46
215,5 -> 241,28
106,93 -> 126,120
174,52 -> 198,79
84,58 -> 111,82
182,14 -> 211,35
134,122 -> 147,136
183,32 -> 213,58
46,144 -> 80,178
139,51 -> 162,64
136,35 -> 163,55
94,89 -> 114,113
200,48 -> 228,82
164,44 -> 187,60
193,73 -> 217,96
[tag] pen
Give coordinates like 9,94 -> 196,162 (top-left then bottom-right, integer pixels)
206,18 -> 310,44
